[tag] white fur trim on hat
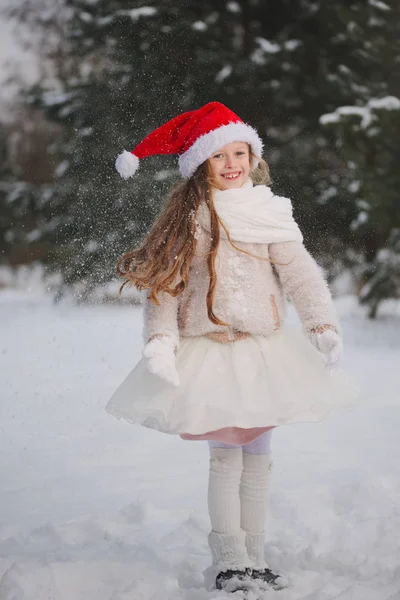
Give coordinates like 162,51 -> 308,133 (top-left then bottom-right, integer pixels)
116,151 -> 140,179
178,122 -> 263,179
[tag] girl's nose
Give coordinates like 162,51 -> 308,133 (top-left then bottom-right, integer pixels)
225,155 -> 235,168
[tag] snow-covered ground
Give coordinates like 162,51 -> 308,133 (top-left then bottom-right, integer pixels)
1,289 -> 400,600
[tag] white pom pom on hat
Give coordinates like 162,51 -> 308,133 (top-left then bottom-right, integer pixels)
115,151 -> 140,179
115,101 -> 263,180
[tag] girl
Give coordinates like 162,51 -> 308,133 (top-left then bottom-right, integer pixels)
107,102 -> 357,594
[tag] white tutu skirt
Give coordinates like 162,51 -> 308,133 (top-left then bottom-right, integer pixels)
106,329 -> 359,436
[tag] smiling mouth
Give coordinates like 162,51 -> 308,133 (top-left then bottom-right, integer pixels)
221,172 -> 241,180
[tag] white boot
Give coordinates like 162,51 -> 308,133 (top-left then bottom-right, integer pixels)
207,447 -> 251,572
240,452 -> 273,570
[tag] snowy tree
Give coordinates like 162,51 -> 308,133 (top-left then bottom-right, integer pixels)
3,0 -> 399,300
319,0 -> 400,314
6,0 -> 292,295
0,128 -> 14,261
359,229 -> 400,318
0,108 -> 59,268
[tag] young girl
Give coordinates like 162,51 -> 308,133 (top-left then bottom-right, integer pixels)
107,102 -> 357,594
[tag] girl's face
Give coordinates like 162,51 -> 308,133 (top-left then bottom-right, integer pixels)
208,142 -> 251,190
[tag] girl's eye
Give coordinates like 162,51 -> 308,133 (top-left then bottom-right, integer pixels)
212,150 -> 247,159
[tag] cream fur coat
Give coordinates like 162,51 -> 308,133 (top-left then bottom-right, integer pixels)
143,201 -> 339,345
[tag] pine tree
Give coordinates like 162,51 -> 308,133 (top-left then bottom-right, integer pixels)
4,0 -> 398,302
0,109 -> 59,269
359,229 -> 400,318
0,127 -> 14,261
319,0 -> 400,315
19,0 -> 258,297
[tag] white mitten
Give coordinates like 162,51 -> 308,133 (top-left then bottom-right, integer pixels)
309,327 -> 342,370
142,336 -> 180,386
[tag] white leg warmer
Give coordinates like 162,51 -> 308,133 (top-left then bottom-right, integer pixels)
207,447 -> 251,571
207,530 -> 250,572
240,451 -> 272,569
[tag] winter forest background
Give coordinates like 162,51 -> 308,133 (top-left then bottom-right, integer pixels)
1,3 -> 400,599
0,0 -> 399,316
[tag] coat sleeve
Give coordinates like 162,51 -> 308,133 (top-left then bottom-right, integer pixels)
142,290 -> 180,346
268,241 -> 340,333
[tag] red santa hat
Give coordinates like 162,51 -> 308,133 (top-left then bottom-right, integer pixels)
115,101 -> 263,180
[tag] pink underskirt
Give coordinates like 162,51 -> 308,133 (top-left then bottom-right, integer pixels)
180,425 -> 275,444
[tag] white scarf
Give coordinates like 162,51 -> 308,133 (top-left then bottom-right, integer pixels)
196,179 -> 303,244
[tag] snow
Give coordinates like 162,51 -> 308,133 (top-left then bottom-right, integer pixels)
1,290 -> 400,599
215,66 -> 232,84
368,96 -> 400,111
284,40 -> 301,51
79,12 -> 93,23
318,186 -> 337,203
78,127 -> 94,138
42,91 -> 78,108
320,96 -> 400,129
192,21 -> 208,32
252,38 -> 280,65
368,0 -> 391,11
255,38 -> 280,54
351,211 -> 369,230
227,2 -> 241,14
54,160 -> 69,178
25,229 -> 41,242
348,180 -> 360,193
154,169 -> 176,181
320,106 -> 373,128
119,7 -> 158,22
97,15 -> 114,27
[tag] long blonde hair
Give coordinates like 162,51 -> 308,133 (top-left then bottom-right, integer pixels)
117,149 -> 271,326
